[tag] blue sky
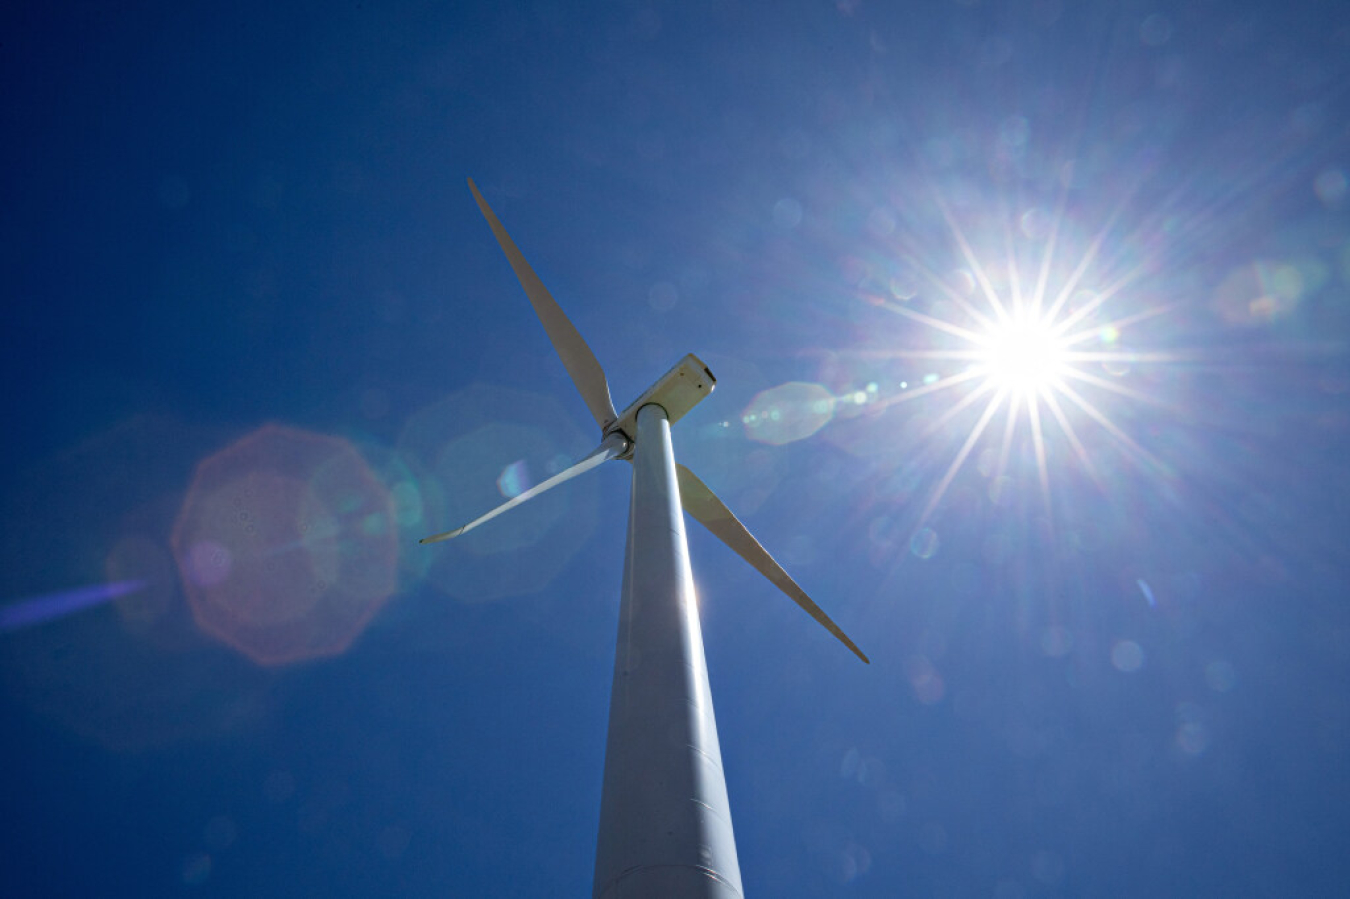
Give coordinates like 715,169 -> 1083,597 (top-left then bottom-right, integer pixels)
3,1 -> 1349,896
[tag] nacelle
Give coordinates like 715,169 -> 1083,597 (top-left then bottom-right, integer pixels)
607,353 -> 715,451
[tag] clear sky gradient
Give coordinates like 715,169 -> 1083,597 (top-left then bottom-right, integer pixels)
3,1 -> 1349,896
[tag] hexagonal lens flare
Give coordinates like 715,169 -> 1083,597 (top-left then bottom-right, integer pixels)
172,424 -> 398,665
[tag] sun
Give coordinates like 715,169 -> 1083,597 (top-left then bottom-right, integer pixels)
974,314 -> 1071,398
853,196 -> 1175,530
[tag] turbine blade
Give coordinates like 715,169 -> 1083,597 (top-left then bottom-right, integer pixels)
467,178 -> 619,430
675,464 -> 870,664
421,433 -> 628,544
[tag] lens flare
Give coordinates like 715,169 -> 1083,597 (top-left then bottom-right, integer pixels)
171,424 -> 399,666
0,580 -> 147,633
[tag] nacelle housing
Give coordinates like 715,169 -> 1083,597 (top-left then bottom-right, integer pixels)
607,353 -> 715,451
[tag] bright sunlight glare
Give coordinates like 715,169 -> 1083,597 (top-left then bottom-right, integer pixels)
866,189 -> 1179,531
975,315 -> 1070,397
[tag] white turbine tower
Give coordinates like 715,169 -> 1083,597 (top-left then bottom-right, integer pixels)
423,180 -> 868,899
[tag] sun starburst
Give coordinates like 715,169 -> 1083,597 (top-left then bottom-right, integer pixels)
864,194 -> 1178,532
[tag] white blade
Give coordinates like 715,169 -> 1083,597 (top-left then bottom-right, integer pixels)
675,464 -> 870,664
468,178 -> 619,431
421,433 -> 628,544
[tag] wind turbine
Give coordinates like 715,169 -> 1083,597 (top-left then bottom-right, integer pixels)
423,179 -> 868,899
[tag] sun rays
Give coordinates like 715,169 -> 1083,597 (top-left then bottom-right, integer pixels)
868,193 -> 1180,533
